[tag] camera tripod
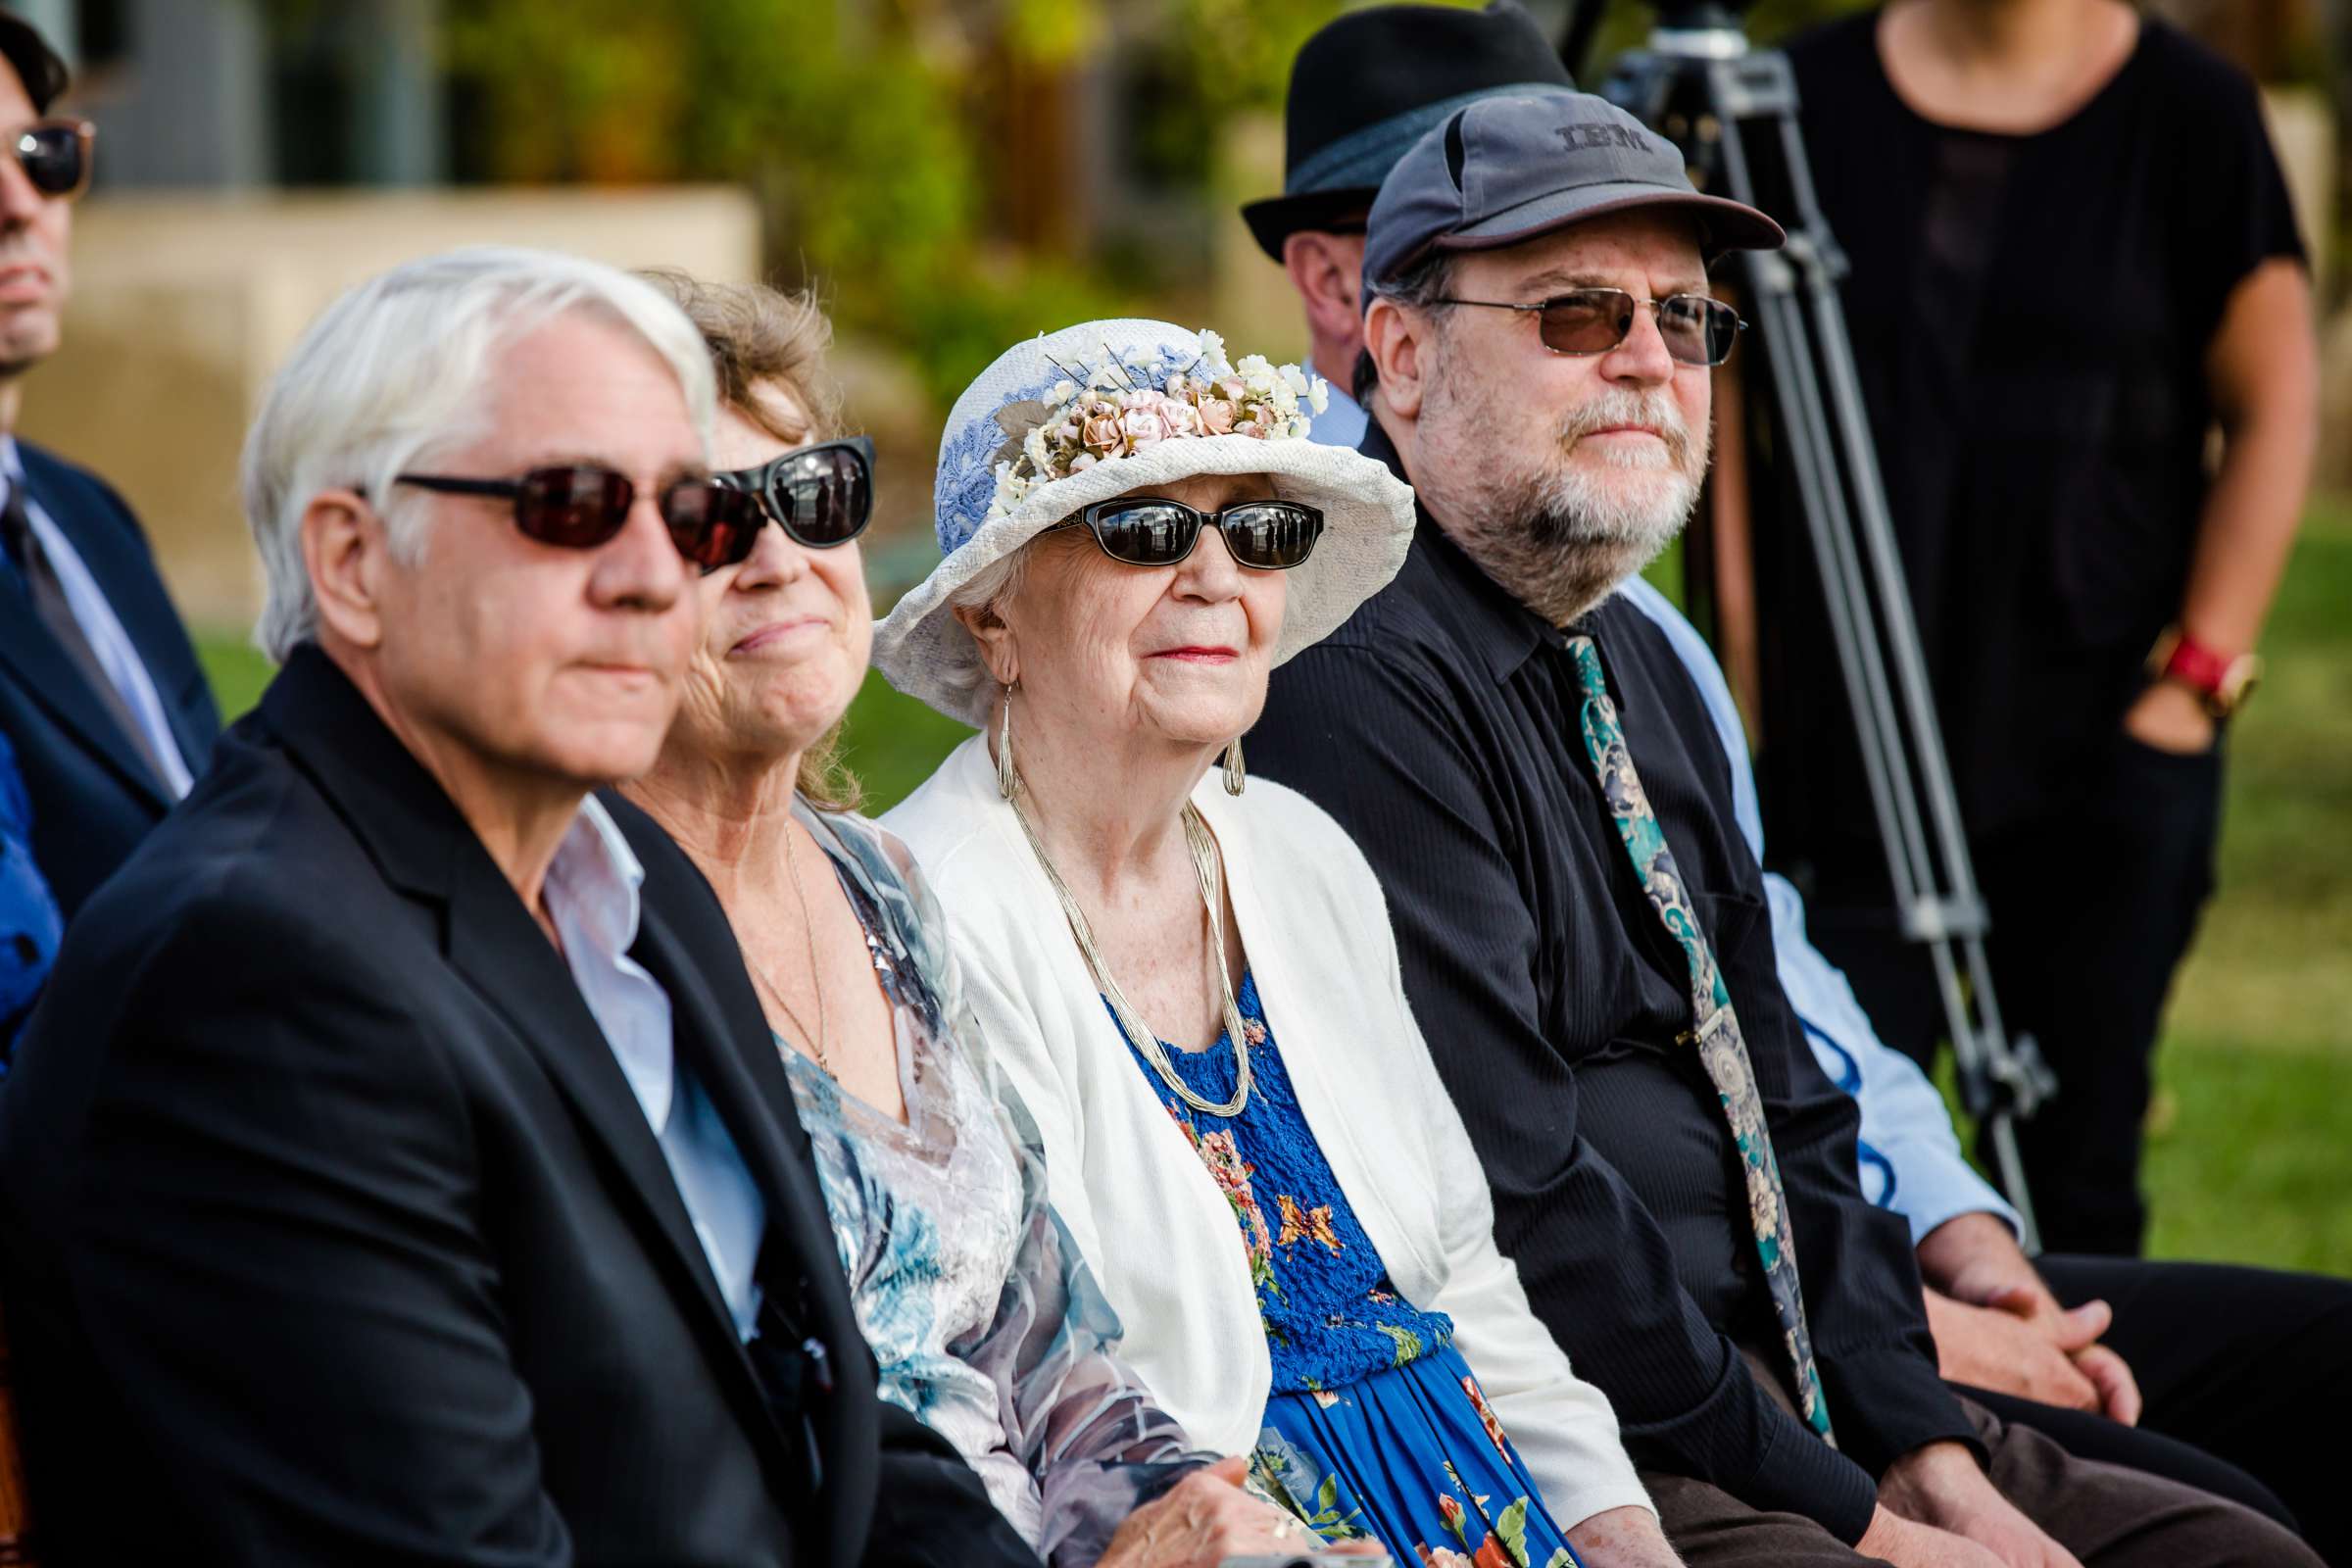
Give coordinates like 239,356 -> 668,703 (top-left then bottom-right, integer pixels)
1571,1 -> 2057,1246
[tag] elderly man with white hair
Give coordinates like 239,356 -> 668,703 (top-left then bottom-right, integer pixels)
0,246 -> 1046,1568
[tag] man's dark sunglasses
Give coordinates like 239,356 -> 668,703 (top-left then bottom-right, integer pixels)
11,120 -> 93,200
395,466 -> 764,573
713,436 -> 874,551
1436,288 -> 1745,368
1053,497 -> 1325,570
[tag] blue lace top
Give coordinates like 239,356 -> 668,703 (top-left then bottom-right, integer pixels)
1123,973 -> 1454,1394
777,802 -> 1202,1564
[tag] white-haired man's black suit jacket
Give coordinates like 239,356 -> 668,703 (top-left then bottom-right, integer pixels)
0,645 -> 1039,1567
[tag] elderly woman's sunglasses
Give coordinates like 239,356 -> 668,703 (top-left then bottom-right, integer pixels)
1436,288 -> 1745,367
395,466 -> 765,572
12,120 -> 94,200
1054,497 -> 1325,571
713,435 -> 874,550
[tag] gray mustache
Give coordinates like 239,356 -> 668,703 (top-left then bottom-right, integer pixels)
1558,391 -> 1694,465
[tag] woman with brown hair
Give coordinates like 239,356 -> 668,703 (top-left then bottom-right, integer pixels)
620,272 -> 1335,1568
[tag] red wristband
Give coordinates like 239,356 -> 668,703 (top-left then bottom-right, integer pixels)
2158,632 -> 2234,696
2146,627 -> 2261,717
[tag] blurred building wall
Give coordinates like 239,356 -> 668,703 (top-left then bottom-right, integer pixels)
16,190 -> 761,631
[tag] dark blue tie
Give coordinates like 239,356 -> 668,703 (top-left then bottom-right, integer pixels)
0,482 -> 167,787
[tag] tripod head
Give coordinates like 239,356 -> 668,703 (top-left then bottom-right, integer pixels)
1565,0 -> 1756,81
1640,0 -> 1756,61
1646,0 -> 1756,28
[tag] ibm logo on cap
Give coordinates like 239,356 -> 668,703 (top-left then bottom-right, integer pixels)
1557,121 -> 1659,154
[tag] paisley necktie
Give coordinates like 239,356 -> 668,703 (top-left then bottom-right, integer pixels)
1566,632 -> 1835,1442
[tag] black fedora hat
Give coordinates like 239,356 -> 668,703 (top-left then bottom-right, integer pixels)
0,12 -> 70,113
1241,0 -> 1573,263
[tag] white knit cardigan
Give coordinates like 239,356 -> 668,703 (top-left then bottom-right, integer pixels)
883,736 -> 1654,1531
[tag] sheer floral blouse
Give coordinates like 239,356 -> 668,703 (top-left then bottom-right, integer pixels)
777,799 -> 1204,1566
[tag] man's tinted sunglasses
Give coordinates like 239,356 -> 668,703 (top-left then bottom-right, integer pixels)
12,120 -> 94,201
1436,288 -> 1745,367
395,466 -> 764,573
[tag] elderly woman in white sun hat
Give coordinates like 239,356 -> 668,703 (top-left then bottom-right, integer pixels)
879,318 -> 1675,1568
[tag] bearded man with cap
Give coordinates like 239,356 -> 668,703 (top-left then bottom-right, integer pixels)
1253,12 -> 2348,1560
1246,91 -> 2319,1568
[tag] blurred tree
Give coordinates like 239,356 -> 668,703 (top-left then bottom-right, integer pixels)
433,0 -> 1132,400
412,0 -> 1907,403
1161,0 -> 1348,122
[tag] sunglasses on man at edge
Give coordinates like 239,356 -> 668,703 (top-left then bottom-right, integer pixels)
9,117 -> 93,200
397,434 -> 1329,575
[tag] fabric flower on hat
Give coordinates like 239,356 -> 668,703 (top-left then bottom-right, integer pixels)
983,326 -> 1329,517
1119,403 -> 1170,450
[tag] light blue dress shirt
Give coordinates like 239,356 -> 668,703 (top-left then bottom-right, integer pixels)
544,796 -> 769,1339
0,439 -> 195,800
1611,575 -> 2020,1244
1309,380 -> 1369,450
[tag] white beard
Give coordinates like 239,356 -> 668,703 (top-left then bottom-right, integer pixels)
1433,384 -> 1709,626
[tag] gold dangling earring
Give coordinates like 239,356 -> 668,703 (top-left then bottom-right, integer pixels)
1223,734 -> 1247,797
998,681 -> 1019,801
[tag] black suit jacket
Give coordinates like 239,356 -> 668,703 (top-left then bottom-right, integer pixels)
0,646 -> 1039,1567
0,440 -> 220,919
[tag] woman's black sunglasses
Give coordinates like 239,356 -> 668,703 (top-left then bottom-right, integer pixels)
712,435 -> 874,552
1435,287 -> 1745,368
12,120 -> 94,200
394,466 -> 765,573
1053,497 -> 1325,571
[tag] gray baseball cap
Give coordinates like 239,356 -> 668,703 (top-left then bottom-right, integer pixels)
1363,89 -> 1785,288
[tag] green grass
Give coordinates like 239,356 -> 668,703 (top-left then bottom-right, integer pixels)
2134,495 -> 2352,1273
195,634 -> 273,722
192,504 -> 2350,1275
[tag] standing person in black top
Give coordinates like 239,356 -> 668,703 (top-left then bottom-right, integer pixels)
1250,88 -> 2319,1568
1747,0 -> 2319,1257
0,246 -> 1043,1568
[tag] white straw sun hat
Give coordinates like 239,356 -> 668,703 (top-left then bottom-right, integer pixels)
873,318 -> 1418,727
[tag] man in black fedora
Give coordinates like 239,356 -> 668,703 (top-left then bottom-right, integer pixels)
1241,0 -> 1573,450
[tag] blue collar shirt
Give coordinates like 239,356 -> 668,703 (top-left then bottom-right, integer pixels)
1609,573 -> 2019,1247
543,796 -> 768,1341
1307,379 -> 1368,450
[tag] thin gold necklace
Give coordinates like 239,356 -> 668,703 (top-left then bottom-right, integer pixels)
1008,778 -> 1252,1117
749,822 -> 832,1078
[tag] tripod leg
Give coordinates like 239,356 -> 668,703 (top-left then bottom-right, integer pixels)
1702,53 -> 2047,1245
1764,108 -> 2048,1246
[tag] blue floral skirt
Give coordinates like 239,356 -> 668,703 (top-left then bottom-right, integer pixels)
1249,1341 -> 1583,1568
